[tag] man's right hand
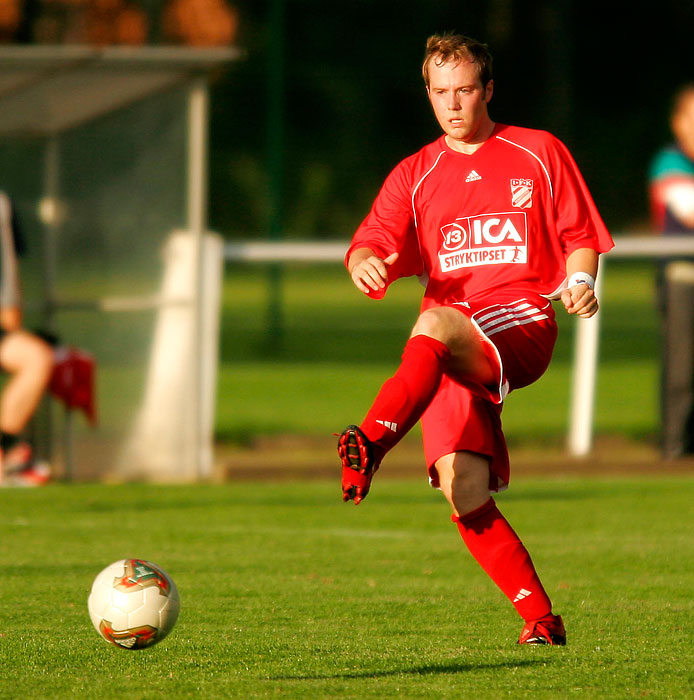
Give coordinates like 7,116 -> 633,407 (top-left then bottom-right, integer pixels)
348,248 -> 399,295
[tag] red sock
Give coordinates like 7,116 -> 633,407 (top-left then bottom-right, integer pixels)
453,498 -> 553,622
360,334 -> 450,457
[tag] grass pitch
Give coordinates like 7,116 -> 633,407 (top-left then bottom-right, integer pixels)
1,476 -> 692,699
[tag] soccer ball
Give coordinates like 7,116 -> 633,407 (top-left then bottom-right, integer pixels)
87,559 -> 180,649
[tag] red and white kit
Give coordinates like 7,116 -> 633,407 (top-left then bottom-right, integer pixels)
348,123 -> 614,489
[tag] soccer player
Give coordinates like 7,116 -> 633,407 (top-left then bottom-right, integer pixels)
0,191 -> 54,486
337,34 -> 614,646
648,84 -> 694,457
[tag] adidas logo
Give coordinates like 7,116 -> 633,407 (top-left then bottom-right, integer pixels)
465,170 -> 482,182
513,588 -> 533,603
376,420 -> 398,432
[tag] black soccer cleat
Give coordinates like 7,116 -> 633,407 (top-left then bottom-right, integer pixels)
337,425 -> 375,475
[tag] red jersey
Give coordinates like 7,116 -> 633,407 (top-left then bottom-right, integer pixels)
348,124 -> 614,308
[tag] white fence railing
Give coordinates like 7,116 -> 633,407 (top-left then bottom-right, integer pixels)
225,235 -> 694,456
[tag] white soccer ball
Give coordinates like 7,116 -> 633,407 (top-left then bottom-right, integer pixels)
87,559 -> 180,649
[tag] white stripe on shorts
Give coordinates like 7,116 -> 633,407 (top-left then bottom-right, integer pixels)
474,300 -> 549,337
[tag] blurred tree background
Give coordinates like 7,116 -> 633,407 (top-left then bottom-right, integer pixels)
209,0 -> 694,241
4,0 -> 694,240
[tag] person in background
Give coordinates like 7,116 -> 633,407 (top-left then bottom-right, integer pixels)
0,192 -> 54,486
648,84 -> 694,458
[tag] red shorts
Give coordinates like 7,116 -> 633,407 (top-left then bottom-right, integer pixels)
422,295 -> 557,492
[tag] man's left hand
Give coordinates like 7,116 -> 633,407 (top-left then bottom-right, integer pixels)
561,283 -> 598,318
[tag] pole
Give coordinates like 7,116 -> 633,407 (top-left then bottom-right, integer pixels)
265,0 -> 285,352
567,262 -> 605,456
39,136 -> 62,476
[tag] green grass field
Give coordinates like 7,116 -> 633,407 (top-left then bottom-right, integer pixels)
1,258 -> 683,698
1,477 -> 692,699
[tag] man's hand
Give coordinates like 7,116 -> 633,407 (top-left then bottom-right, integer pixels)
561,283 -> 598,318
348,249 -> 399,295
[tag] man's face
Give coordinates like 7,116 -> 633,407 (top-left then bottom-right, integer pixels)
426,57 -> 493,149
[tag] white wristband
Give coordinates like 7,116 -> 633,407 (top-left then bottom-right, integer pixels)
568,272 -> 595,290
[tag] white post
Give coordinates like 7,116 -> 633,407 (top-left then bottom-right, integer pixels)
115,230 -> 223,482
567,263 -> 605,456
115,77 -> 222,482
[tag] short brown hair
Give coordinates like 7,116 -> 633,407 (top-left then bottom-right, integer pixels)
422,33 -> 493,88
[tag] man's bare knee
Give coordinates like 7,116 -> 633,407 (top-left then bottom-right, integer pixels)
411,306 -> 479,348
411,307 -> 457,344
412,307 -> 495,384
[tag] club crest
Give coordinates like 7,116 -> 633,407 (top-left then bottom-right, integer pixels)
511,178 -> 533,209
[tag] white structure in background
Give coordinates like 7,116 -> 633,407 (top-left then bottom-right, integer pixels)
118,230 -> 223,481
0,46 -> 239,482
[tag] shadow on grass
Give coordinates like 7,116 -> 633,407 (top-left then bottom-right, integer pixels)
274,657 -> 551,681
